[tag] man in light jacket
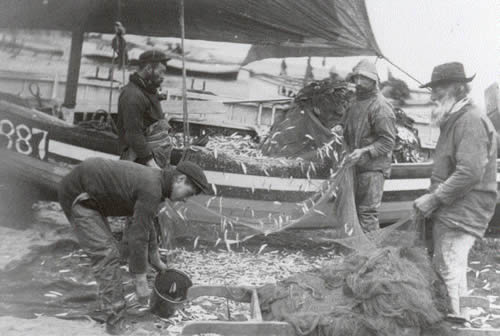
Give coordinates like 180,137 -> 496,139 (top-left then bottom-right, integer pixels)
414,62 -> 497,317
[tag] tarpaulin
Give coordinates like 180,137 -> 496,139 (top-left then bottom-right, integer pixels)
0,0 -> 382,63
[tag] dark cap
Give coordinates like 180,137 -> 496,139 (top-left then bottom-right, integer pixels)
138,49 -> 170,66
420,62 -> 475,88
176,161 -> 211,194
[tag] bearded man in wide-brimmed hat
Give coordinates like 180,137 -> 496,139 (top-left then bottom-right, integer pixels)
414,62 -> 497,318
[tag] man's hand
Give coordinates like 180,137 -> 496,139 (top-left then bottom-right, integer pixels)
331,125 -> 343,135
150,249 -> 168,273
347,148 -> 369,164
414,193 -> 441,218
134,273 -> 151,304
145,158 -> 160,169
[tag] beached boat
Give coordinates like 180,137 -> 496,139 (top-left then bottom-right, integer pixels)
1,96 -> 499,246
0,97 -> 470,223
1,0 -> 498,239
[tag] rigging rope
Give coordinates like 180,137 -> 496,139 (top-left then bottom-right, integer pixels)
380,55 -> 430,91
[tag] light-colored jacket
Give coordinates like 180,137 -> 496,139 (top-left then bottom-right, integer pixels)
430,101 -> 497,238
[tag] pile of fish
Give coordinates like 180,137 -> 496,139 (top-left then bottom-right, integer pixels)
205,134 -> 261,158
172,125 -> 423,167
393,107 -> 427,163
193,133 -> 309,169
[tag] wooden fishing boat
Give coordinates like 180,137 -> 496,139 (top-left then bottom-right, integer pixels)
2,96 -> 498,234
0,0 -> 498,238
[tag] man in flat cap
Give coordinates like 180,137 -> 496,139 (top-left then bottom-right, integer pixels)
117,49 -> 172,169
342,59 -> 397,232
59,158 -> 210,333
414,62 -> 497,317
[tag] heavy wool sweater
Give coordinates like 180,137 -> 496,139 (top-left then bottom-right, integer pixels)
59,158 -> 172,273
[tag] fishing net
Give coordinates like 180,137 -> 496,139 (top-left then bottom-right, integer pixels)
260,79 -> 352,159
258,78 -> 426,163
158,160 -> 451,336
159,139 -> 423,253
158,151 -> 368,249
158,128 -> 449,336
257,246 -> 452,336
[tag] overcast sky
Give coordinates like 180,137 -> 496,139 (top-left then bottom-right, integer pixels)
131,1 -> 500,105
367,0 -> 500,105
241,0 -> 499,105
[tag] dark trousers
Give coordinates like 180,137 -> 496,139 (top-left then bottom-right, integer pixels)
69,194 -> 125,312
355,171 -> 385,232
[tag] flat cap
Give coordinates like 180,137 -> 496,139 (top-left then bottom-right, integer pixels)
176,161 -> 211,194
138,49 -> 170,65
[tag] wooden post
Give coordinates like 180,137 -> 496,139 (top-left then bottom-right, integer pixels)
257,103 -> 263,126
108,49 -> 116,114
180,0 -> 190,149
63,28 -> 84,108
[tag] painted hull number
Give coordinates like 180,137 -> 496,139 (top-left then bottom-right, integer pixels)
0,119 -> 49,160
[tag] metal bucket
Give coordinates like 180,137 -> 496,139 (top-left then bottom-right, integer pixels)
149,269 -> 192,318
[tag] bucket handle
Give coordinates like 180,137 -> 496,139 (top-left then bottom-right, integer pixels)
153,284 -> 187,304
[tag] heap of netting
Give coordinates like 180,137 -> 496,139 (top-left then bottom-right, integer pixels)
159,139 -> 449,336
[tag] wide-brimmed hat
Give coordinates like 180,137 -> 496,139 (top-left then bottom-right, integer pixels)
420,62 -> 475,88
176,161 -> 211,194
138,49 -> 170,66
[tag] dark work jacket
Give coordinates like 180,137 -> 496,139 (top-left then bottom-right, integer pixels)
343,91 -> 397,177
117,73 -> 164,163
58,158 -> 172,274
430,102 -> 497,238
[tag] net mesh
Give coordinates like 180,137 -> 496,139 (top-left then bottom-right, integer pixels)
157,142 -> 448,336
257,245 -> 451,336
158,152 -> 422,253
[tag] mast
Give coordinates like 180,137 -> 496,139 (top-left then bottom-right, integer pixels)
180,0 -> 190,149
63,27 -> 84,108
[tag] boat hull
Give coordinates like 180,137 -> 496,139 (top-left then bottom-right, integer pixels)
1,100 -> 499,235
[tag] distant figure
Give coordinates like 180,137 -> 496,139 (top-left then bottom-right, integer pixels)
329,65 -> 342,82
173,43 -> 183,54
280,59 -> 288,76
111,21 -> 128,69
304,57 -> 314,86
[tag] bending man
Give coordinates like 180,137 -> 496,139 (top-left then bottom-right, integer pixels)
58,158 -> 210,332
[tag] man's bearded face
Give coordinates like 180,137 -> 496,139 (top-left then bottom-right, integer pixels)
430,85 -> 456,126
353,75 -> 376,95
146,63 -> 166,88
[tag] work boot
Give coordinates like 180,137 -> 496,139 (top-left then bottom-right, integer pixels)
90,300 -> 126,323
126,301 -> 150,317
445,313 -> 468,326
105,307 -> 135,335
